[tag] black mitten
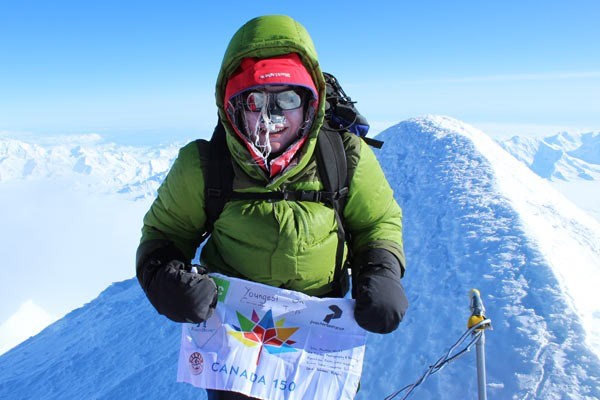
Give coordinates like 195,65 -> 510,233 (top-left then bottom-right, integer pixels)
353,248 -> 408,334
136,240 -> 218,323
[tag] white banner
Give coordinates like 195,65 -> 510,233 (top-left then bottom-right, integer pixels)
177,274 -> 367,400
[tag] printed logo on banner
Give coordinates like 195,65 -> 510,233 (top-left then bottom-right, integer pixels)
229,309 -> 299,364
323,305 -> 342,323
212,276 -> 231,302
309,304 -> 346,331
188,352 -> 204,375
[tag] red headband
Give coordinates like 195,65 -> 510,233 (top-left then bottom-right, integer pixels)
225,53 -> 318,107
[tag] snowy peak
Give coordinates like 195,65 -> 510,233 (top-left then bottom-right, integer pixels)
498,129 -> 600,181
570,132 -> 600,164
374,115 -> 600,397
545,131 -> 582,150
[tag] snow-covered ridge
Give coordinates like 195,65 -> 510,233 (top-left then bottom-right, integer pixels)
0,135 -> 181,199
498,130 -> 600,181
408,116 -> 600,347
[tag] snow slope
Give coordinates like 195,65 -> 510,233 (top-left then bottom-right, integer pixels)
372,116 -> 600,398
1,117 -> 599,399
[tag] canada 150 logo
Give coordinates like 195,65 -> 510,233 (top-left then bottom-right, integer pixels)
228,309 -> 299,364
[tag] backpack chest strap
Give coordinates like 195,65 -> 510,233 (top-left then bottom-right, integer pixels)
229,187 -> 349,205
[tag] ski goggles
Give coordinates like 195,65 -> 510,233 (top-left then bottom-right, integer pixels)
243,89 -> 304,112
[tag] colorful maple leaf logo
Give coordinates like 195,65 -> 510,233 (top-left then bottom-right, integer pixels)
228,309 -> 299,364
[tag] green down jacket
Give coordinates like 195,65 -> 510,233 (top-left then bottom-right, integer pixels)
139,15 -> 404,296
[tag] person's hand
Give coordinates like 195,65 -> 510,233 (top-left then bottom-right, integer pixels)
136,240 -> 218,323
353,249 -> 408,334
144,260 -> 218,323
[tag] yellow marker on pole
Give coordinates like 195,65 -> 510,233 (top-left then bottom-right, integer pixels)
469,289 -> 491,400
468,289 -> 489,329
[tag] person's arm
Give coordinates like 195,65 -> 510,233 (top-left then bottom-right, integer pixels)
344,140 -> 408,333
136,142 -> 217,323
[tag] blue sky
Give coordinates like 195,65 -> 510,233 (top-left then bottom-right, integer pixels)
1,0 -> 599,141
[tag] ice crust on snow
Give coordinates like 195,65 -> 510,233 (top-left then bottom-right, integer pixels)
0,117 -> 599,399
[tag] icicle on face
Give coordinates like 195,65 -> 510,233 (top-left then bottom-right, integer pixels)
248,92 -> 282,158
240,86 -> 309,158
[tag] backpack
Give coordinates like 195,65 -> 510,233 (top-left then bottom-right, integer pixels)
323,72 -> 383,149
196,72 -> 381,296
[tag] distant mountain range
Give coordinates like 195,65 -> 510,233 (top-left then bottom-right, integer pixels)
4,125 -> 599,192
498,130 -> 600,181
0,133 -> 181,199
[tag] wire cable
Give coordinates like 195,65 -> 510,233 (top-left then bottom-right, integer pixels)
384,318 -> 492,400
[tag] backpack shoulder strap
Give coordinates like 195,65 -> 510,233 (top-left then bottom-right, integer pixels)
316,127 -> 349,202
316,127 -> 351,296
196,121 -> 234,238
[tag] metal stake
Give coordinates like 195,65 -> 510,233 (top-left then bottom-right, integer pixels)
475,330 -> 487,400
468,289 -> 491,400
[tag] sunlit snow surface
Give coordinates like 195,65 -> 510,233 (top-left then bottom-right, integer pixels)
1,117 -> 599,399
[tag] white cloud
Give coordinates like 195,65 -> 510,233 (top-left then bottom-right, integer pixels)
0,300 -> 57,355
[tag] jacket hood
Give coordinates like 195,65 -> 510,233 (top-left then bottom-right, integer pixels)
215,15 -> 326,187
